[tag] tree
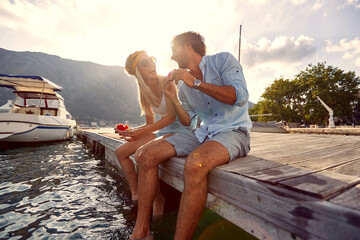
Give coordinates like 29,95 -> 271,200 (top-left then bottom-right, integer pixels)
250,77 -> 302,122
295,62 -> 359,125
251,62 -> 360,125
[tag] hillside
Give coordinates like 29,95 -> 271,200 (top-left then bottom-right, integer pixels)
0,48 -> 143,124
0,48 -> 255,124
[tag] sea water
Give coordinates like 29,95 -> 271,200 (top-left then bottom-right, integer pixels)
0,139 -> 257,240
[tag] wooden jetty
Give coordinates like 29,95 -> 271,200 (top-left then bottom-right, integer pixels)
77,129 -> 360,240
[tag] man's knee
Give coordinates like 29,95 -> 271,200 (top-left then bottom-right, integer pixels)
183,154 -> 208,185
135,146 -> 155,169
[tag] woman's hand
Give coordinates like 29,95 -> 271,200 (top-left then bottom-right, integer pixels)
162,80 -> 178,103
118,129 -> 145,142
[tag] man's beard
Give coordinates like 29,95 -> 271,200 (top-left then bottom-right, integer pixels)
176,58 -> 187,69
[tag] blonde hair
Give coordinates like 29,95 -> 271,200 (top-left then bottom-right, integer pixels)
135,67 -> 161,115
125,51 -> 145,76
125,51 -> 161,116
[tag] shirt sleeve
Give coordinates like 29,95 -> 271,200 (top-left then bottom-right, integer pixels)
220,53 -> 249,107
178,85 -> 198,130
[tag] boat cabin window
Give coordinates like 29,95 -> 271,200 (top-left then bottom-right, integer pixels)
47,99 -> 59,108
14,94 -> 59,108
26,98 -> 46,108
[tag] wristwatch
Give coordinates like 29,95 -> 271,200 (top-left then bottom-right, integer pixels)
193,79 -> 202,89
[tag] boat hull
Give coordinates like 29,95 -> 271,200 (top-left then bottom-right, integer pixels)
0,113 -> 76,142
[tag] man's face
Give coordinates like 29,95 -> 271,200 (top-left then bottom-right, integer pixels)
171,44 -> 188,69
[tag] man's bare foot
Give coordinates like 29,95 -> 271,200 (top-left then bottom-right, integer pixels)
152,193 -> 165,216
130,233 -> 153,240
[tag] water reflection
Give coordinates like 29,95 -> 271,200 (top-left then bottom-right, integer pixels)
0,141 -> 135,239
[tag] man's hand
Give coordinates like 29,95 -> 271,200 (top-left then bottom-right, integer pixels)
169,69 -> 196,88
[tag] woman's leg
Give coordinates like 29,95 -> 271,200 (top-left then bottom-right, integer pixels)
134,134 -> 174,216
115,133 -> 157,201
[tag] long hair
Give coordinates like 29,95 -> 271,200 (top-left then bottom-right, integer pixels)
125,51 -> 161,116
134,67 -> 161,116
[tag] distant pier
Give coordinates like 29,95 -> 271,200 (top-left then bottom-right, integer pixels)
287,126 -> 360,135
77,129 -> 360,240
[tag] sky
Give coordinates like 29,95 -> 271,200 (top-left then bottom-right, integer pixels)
0,0 -> 360,103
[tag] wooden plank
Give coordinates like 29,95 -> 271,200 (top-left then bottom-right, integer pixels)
250,133 -> 321,148
251,134 -> 359,153
288,127 -> 360,135
251,137 -> 354,156
158,163 -> 298,240
208,169 -> 360,240
160,158 -> 360,239
219,158 -> 284,175
239,143 -> 360,184
243,165 -> 312,184
265,141 -> 360,165
330,183 -> 360,211
279,159 -> 360,198
289,144 -> 360,169
79,130 -> 360,240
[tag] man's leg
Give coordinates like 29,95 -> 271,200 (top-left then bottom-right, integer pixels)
174,140 -> 230,240
130,139 -> 177,239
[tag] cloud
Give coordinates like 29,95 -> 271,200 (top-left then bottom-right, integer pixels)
346,0 -> 360,8
0,0 -> 359,103
0,0 -> 243,69
291,0 -> 306,5
235,34 -> 317,102
243,35 -> 316,67
312,0 -> 326,10
245,60 -> 302,102
326,37 -> 360,67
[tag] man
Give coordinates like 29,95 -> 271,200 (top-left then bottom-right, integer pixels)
130,31 -> 252,240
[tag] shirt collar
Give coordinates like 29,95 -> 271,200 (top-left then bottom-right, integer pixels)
199,55 -> 207,70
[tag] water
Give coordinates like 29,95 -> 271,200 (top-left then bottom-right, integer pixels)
0,140 -> 136,239
0,140 -> 257,240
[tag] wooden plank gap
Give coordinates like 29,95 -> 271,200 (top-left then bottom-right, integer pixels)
279,160 -> 360,199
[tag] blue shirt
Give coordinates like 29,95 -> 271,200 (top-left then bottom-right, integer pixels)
179,52 -> 252,143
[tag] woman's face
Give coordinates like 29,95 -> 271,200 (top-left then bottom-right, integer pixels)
137,55 -> 157,80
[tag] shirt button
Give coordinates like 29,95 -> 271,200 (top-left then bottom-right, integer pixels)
215,114 -> 218,116
208,102 -> 210,104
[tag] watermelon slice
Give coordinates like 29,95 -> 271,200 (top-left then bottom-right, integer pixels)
116,124 -> 130,131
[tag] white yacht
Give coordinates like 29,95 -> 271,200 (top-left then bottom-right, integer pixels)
0,74 -> 77,143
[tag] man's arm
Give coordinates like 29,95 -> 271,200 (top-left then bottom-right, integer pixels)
170,69 -> 237,105
195,82 -> 236,105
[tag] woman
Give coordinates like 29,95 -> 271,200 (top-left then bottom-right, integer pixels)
115,51 -> 191,216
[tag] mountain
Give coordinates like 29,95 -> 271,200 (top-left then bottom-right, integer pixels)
0,48 -> 256,124
248,101 -> 255,109
0,48 -> 143,124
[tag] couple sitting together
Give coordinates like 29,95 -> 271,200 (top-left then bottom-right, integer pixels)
115,31 -> 252,240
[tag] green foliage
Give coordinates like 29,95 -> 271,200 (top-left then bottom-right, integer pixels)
251,62 -> 360,125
